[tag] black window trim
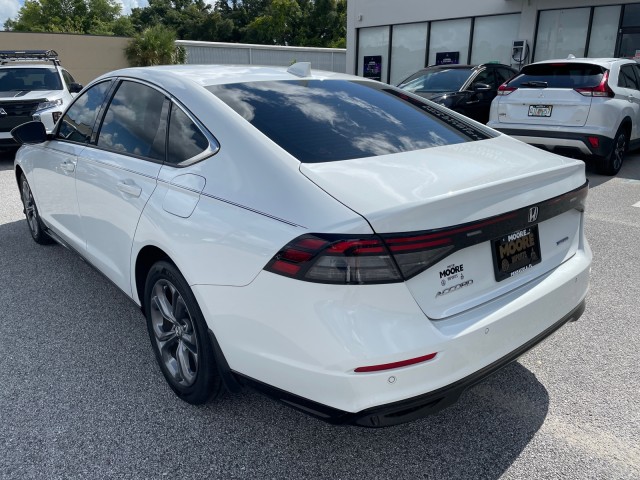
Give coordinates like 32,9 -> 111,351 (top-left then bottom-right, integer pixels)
86,76 -> 220,167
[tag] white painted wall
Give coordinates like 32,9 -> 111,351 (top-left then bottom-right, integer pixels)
347,0 -> 638,74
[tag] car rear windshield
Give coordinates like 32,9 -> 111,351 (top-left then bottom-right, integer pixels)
397,68 -> 473,93
508,63 -> 605,89
206,80 -> 492,163
0,67 -> 63,91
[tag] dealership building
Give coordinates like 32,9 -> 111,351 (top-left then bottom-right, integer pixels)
346,0 -> 640,84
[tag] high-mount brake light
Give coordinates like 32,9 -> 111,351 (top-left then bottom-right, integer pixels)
497,83 -> 517,95
574,71 -> 614,97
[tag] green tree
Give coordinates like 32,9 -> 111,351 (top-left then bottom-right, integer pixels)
243,0 -> 302,45
4,0 -> 128,35
125,24 -> 187,66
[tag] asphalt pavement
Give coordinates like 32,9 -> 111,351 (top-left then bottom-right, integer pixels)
0,150 -> 638,480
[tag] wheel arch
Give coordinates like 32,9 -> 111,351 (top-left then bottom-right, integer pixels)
134,245 -> 173,314
619,116 -> 633,139
14,164 -> 24,191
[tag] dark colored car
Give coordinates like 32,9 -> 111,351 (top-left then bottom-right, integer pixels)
397,63 -> 518,123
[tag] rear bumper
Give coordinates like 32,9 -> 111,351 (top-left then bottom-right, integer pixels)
239,300 -> 585,427
494,128 -> 613,157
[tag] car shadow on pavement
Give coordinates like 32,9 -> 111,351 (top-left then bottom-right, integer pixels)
0,216 -> 550,480
584,151 -> 640,187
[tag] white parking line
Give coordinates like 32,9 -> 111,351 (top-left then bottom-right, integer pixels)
633,201 -> 640,208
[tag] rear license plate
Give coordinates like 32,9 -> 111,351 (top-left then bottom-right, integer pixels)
492,226 -> 542,282
528,105 -> 552,117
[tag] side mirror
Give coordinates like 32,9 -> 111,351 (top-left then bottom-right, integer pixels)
473,82 -> 492,92
69,82 -> 83,94
11,121 -> 48,145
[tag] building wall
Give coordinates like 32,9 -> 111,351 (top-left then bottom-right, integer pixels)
177,40 -> 347,73
347,0 -> 639,76
0,31 -> 130,85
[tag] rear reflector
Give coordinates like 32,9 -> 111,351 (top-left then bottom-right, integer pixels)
354,352 -> 438,373
588,136 -> 600,148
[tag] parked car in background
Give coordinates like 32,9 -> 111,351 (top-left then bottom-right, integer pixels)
397,63 -> 518,123
12,63 -> 590,427
0,50 -> 82,152
488,57 -> 640,175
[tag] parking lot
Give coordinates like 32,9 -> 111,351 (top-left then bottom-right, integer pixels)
0,150 -> 639,480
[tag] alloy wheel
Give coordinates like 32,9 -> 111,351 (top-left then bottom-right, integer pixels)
149,279 -> 199,387
612,133 -> 626,172
21,179 -> 39,236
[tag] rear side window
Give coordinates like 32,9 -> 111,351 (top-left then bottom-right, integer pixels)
509,63 -> 605,89
167,105 -> 209,164
97,81 -> 168,161
207,80 -> 491,163
57,80 -> 112,143
618,65 -> 640,90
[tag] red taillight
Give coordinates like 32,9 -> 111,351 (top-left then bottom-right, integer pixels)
588,136 -> 600,148
574,71 -> 614,97
264,232 -> 453,284
354,352 -> 438,373
497,83 -> 517,95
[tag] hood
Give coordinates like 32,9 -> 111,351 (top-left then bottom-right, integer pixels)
299,134 -> 585,233
0,90 -> 59,101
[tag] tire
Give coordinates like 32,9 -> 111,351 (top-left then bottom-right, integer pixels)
144,261 -> 223,404
596,128 -> 627,176
19,174 -> 54,245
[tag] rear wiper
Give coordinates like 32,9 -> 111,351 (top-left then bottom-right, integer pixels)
520,81 -> 548,88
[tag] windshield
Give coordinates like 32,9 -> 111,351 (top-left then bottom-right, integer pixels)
207,79 -> 491,163
398,68 -> 473,93
0,67 -> 63,91
508,63 -> 605,89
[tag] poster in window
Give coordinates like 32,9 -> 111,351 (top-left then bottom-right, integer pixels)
435,52 -> 460,66
363,55 -> 382,81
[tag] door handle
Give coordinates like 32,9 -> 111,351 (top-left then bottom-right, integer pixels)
60,161 -> 75,173
117,181 -> 142,198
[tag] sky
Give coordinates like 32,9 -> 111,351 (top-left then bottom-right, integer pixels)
1,0 -> 146,29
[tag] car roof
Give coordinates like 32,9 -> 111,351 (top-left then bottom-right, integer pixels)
96,64 -> 359,89
527,58 -> 635,68
0,64 -> 58,70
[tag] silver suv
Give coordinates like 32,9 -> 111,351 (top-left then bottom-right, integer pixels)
0,50 -> 82,152
488,58 -> 640,175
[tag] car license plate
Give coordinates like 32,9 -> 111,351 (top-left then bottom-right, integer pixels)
492,226 -> 542,282
528,105 -> 552,117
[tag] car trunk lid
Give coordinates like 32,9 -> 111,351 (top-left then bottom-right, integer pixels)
300,135 -> 587,319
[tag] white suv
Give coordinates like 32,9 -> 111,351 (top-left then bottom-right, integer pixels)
0,50 -> 82,151
488,58 -> 640,175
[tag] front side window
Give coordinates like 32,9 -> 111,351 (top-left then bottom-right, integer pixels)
97,81 -> 168,161
62,70 -> 75,89
167,105 -> 209,165
208,79 -> 491,163
0,67 -> 62,91
57,80 -> 112,143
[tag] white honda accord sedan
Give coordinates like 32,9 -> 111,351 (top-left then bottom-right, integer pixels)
12,63 -> 591,427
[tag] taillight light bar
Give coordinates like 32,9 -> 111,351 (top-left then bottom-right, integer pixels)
264,182 -> 588,285
574,70 -> 615,97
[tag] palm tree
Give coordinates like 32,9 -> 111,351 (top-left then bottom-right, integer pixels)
125,25 -> 186,67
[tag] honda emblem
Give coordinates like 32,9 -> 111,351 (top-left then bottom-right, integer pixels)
528,206 -> 539,223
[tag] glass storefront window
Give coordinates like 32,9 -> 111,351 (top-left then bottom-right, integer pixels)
428,18 -> 471,66
535,8 -> 590,61
358,26 -> 390,82
390,23 -> 429,85
471,14 -> 521,66
622,3 -> 640,27
588,6 -> 621,58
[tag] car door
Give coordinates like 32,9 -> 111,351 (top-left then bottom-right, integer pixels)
31,79 -> 113,250
75,79 -> 169,296
621,64 -> 640,142
462,68 -> 498,123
